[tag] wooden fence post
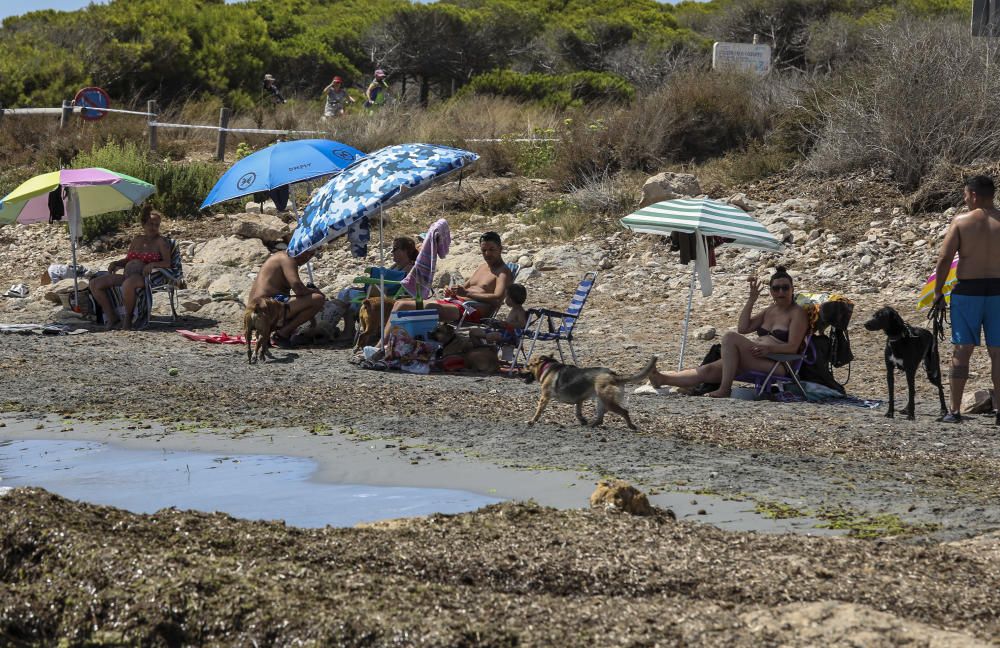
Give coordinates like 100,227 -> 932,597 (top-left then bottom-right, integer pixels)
147,100 -> 158,153
60,100 -> 72,129
215,107 -> 230,161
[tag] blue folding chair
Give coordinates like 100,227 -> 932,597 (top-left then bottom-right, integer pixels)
510,271 -> 597,370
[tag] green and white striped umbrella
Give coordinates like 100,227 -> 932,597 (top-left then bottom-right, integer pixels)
620,198 -> 782,251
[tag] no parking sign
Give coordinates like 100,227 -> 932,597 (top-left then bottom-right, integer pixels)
73,86 -> 111,121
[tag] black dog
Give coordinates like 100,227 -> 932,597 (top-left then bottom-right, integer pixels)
864,306 -> 947,420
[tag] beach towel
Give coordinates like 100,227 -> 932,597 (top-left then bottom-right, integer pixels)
401,218 -> 450,299
177,330 -> 247,345
0,323 -> 88,335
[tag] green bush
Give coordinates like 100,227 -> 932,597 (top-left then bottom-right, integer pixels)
72,141 -> 224,217
80,211 -> 134,242
154,161 -> 223,217
480,180 -> 523,214
459,70 -> 634,109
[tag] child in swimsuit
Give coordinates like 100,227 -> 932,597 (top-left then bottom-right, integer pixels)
470,284 -> 528,346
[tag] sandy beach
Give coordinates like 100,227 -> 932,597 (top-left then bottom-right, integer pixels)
2,177 -> 1000,645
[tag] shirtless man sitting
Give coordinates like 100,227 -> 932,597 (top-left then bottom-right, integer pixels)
933,174 -> 1000,424
381,231 -> 512,342
248,249 -> 325,347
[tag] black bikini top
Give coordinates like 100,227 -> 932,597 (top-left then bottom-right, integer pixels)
756,327 -> 790,342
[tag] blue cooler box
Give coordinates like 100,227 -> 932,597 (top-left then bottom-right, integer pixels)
389,309 -> 438,339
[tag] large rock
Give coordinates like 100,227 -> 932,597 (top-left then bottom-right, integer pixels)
184,263 -> 240,290
44,278 -> 89,304
640,172 -> 701,207
532,243 -> 604,273
208,273 -> 254,302
231,213 -> 289,244
193,236 -> 269,267
195,300 -> 244,323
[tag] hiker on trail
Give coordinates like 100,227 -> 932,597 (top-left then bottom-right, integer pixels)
933,174 -> 1000,424
322,76 -> 355,119
263,74 -> 286,104
364,69 -> 390,109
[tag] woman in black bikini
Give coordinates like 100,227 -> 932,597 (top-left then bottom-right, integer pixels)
649,266 -> 809,398
90,205 -> 171,330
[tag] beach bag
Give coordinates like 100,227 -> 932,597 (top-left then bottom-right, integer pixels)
798,334 -> 846,394
689,343 -> 722,396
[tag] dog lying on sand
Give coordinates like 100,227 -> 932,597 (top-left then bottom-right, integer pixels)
524,355 -> 657,430
863,306 -> 946,420
429,323 -> 500,373
243,297 -> 286,364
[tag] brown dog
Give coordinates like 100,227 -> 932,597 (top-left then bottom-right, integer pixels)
243,297 -> 286,364
429,323 -> 501,373
524,355 -> 657,430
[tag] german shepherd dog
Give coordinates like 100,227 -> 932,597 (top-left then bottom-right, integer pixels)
524,355 -> 657,430
863,306 -> 947,420
244,297 -> 287,364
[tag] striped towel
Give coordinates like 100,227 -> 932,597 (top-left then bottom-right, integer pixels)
401,218 -> 450,299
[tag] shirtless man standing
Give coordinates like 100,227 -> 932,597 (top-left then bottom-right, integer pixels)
248,249 -> 325,346
933,175 -> 1000,424
381,231 -> 512,341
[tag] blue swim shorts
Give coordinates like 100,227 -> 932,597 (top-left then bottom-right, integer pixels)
950,279 -> 1000,346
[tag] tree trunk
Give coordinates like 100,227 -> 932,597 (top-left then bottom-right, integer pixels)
419,76 -> 430,108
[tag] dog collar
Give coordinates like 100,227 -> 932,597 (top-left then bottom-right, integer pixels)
539,361 -> 556,379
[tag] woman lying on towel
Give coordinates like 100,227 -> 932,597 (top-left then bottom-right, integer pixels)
649,266 -> 809,398
89,205 -> 171,330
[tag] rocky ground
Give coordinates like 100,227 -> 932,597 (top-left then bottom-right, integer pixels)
2,171 -> 1000,645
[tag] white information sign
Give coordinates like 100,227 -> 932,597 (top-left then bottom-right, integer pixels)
712,42 -> 771,75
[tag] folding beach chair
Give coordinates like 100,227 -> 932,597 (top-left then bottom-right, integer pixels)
510,271 -> 597,371
735,334 -> 815,400
148,237 -> 185,323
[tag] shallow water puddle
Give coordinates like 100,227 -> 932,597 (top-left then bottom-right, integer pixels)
0,439 -> 501,527
0,415 -> 841,535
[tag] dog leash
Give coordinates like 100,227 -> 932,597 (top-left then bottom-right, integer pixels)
927,297 -> 949,344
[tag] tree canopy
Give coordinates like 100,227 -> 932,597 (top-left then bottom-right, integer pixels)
0,0 -> 973,110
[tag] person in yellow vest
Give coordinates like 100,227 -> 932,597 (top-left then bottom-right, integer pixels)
364,69 -> 390,108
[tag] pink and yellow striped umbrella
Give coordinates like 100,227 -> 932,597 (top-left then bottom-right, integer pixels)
917,255 -> 958,309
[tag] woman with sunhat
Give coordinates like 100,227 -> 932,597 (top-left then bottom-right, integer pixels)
322,76 -> 355,119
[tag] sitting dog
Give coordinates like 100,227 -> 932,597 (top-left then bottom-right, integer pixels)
243,297 -> 286,364
524,355 -> 657,430
429,322 -> 500,373
864,306 -> 946,420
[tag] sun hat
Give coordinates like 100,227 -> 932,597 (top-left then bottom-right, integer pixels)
374,69 -> 386,79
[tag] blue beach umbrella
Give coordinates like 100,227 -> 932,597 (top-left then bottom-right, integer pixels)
287,142 -> 478,257
289,142 -> 478,347
199,139 -> 365,210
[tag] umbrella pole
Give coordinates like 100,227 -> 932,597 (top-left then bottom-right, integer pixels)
378,205 -> 386,349
68,190 -> 80,308
678,264 -> 695,371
